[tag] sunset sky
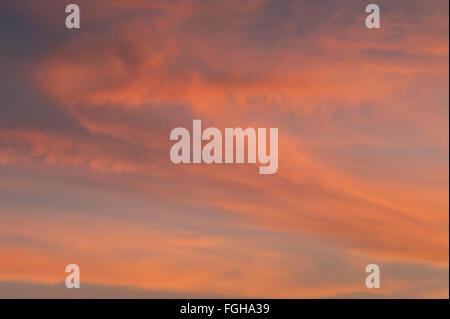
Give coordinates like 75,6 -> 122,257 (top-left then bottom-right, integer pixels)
0,0 -> 448,298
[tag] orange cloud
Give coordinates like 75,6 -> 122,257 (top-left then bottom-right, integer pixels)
0,0 -> 448,297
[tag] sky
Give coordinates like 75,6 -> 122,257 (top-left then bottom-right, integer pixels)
0,0 -> 448,298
